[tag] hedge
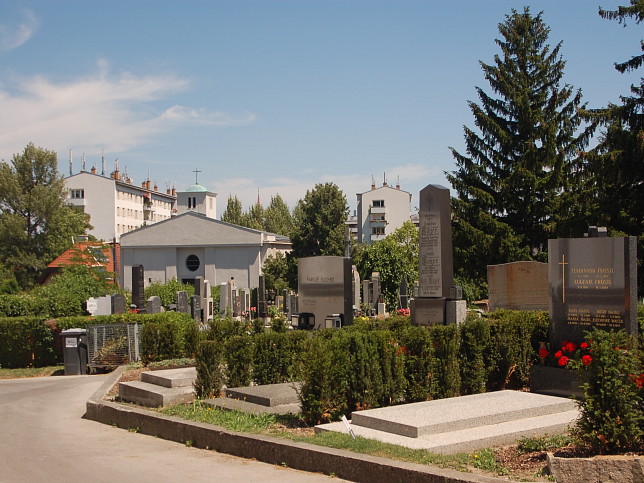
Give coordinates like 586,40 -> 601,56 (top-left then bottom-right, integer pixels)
0,312 -> 200,368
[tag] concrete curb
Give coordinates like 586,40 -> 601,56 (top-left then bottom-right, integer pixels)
86,369 -> 508,483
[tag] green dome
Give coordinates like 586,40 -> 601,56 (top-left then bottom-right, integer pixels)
185,184 -> 208,193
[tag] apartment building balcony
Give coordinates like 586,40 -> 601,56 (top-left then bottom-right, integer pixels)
68,198 -> 86,207
369,218 -> 387,226
370,206 -> 386,214
371,234 -> 387,242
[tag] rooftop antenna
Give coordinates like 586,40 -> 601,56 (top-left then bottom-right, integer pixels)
69,149 -> 73,176
101,148 -> 105,176
193,167 -> 202,184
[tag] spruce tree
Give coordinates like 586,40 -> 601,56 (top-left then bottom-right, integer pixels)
584,1 -> 644,292
446,8 -> 594,284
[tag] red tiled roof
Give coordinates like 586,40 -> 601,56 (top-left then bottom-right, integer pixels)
47,241 -> 120,276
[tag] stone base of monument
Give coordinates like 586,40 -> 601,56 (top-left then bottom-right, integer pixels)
204,382 -> 302,415
529,365 -> 584,399
446,299 -> 467,324
315,390 -> 579,455
410,297 -> 445,325
547,453 -> 644,483
411,298 -> 466,325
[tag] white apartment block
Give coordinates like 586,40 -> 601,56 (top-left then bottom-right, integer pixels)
356,180 -> 412,244
65,168 -> 177,241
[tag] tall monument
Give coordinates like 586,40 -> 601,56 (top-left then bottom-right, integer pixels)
411,184 -> 465,325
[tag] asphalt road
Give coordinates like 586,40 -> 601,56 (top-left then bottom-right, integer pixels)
0,374 -> 342,483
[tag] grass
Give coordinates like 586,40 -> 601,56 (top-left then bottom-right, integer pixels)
159,401 -> 492,473
0,365 -> 64,379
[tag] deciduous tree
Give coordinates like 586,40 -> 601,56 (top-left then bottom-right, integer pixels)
0,143 -> 90,288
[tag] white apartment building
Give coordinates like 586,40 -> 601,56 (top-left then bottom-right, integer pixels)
356,180 -> 412,244
65,168 -> 177,241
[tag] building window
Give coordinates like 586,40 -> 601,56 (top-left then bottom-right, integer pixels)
372,200 -> 384,208
186,254 -> 200,272
372,227 -> 385,235
70,189 -> 84,199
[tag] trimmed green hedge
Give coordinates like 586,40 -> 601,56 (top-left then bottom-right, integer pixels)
0,312 -> 200,368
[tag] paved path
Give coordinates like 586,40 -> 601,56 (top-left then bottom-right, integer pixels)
0,375 -> 342,483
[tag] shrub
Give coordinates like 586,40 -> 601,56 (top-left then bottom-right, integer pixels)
145,278 -> 195,307
299,333 -> 351,424
399,325 -> 434,402
570,329 -> 643,454
194,340 -> 225,398
253,331 -> 307,385
0,317 -> 56,368
225,335 -> 254,388
460,319 -> 491,395
429,324 -> 461,399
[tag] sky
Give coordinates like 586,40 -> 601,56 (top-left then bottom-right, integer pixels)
0,1 -> 641,216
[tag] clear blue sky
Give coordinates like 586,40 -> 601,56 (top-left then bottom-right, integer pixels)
0,1 -> 640,216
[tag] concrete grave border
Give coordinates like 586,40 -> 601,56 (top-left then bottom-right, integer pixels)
85,367 -> 507,483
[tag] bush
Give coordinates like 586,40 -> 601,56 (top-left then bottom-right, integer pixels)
487,310 -> 547,390
194,340 -> 225,399
0,317 -> 56,368
399,325 -> 434,402
145,278 -> 195,307
225,335 -> 254,388
253,331 -> 308,385
429,324 -> 461,399
570,329 -> 643,454
460,319 -> 491,395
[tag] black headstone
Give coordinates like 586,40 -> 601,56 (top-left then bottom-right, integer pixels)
132,264 -> 145,310
548,235 -> 638,351
258,275 -> 267,318
111,293 -> 126,314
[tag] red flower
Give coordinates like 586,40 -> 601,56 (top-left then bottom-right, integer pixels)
580,342 -> 589,350
554,350 -> 563,359
557,356 -> 570,367
539,348 -> 549,359
564,342 -> 577,353
581,355 -> 592,366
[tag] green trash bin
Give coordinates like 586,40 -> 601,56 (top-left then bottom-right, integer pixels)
60,328 -> 88,375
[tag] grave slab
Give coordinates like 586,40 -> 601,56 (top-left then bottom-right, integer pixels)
350,390 -> 576,438
225,382 -> 301,407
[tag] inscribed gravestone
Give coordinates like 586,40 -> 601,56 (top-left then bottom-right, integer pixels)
548,235 -> 638,351
412,184 -> 455,325
147,296 -> 162,314
176,291 -> 189,314
96,295 -> 112,316
352,266 -> 361,309
111,293 -> 126,314
86,297 -> 98,316
417,185 -> 453,298
488,261 -> 549,311
298,256 -> 353,328
191,295 -> 202,322
132,265 -> 145,311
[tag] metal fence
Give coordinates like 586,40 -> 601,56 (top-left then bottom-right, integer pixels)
87,323 -> 140,371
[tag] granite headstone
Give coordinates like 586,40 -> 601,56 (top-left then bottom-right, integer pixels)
488,261 -> 549,311
298,256 -> 353,328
